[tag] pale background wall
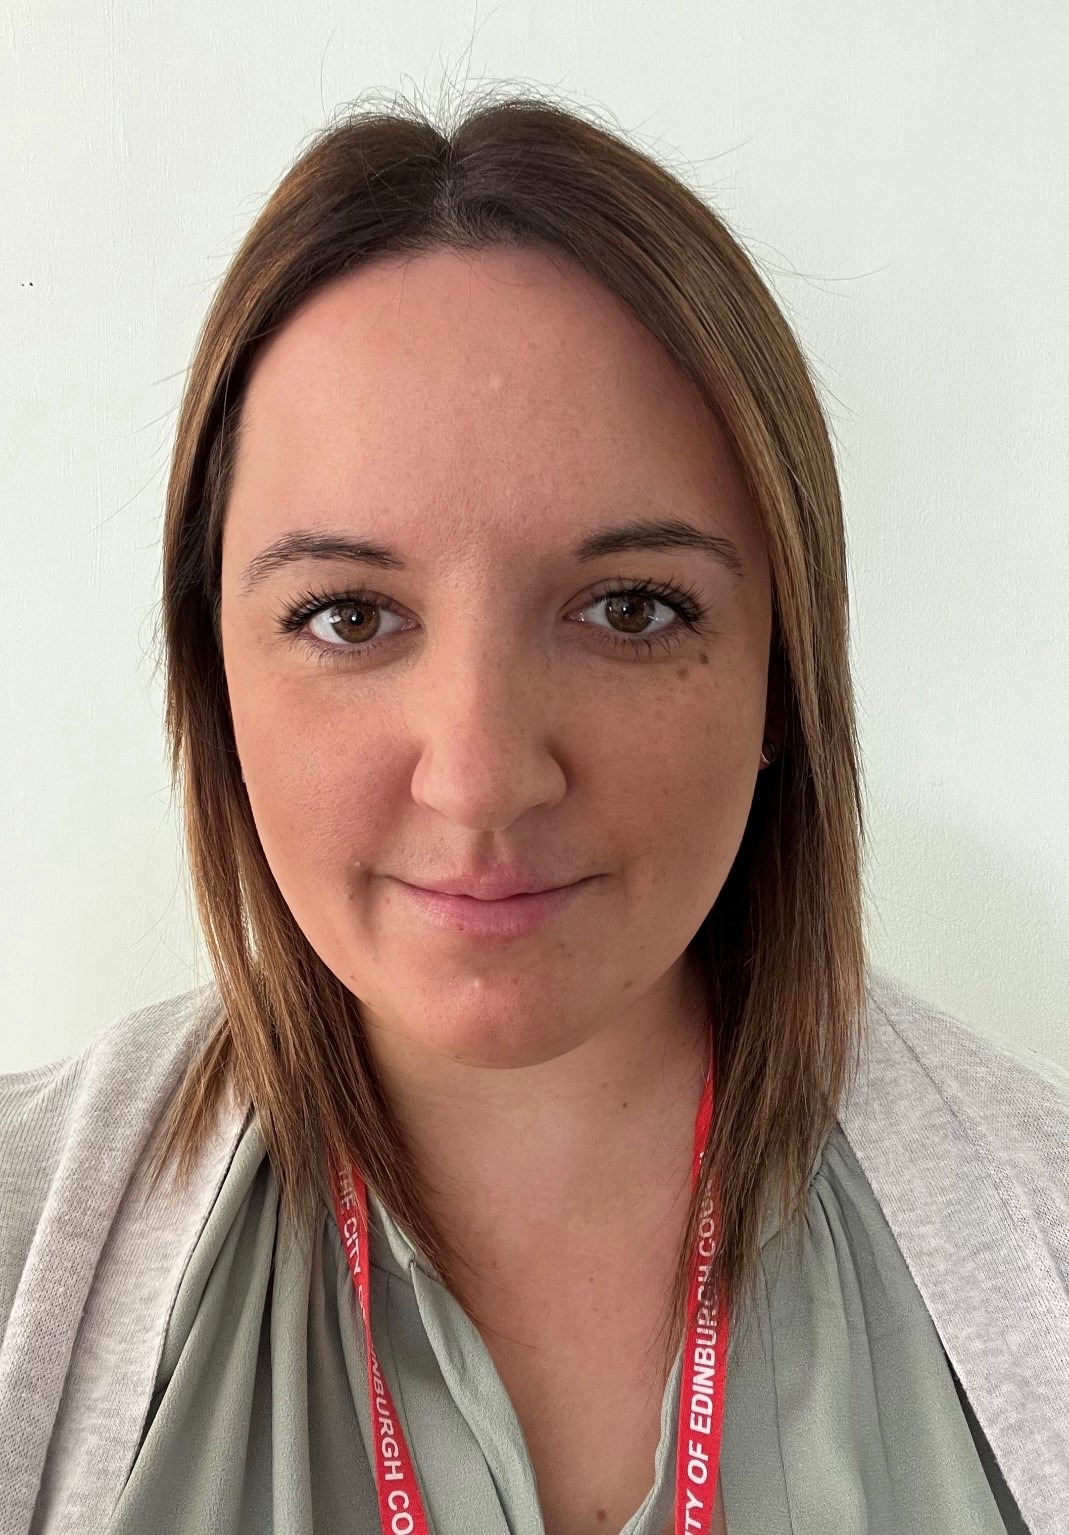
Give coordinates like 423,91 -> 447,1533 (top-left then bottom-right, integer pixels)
2,0 -> 1067,1074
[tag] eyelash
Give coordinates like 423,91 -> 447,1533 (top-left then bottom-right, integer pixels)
276,577 -> 710,667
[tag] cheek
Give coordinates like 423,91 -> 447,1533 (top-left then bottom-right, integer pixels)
601,678 -> 762,917
229,665 -> 397,905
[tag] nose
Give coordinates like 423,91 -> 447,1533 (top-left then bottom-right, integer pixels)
408,636 -> 568,832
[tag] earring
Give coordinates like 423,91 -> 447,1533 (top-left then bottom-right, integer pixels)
760,738 -> 776,767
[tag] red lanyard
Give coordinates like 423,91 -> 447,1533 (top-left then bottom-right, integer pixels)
330,1057 -> 728,1535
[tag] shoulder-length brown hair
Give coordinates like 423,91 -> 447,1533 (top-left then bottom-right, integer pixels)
150,87 -> 867,1356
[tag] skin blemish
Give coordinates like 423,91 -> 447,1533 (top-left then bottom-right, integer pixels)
596,1511 -> 607,1523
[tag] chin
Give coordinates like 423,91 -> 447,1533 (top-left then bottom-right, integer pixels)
364,980 -> 592,1070
429,1013 -> 589,1070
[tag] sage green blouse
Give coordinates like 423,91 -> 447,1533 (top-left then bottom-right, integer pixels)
107,1116 -> 1029,1534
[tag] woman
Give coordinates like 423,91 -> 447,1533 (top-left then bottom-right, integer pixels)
1,93 -> 1066,1535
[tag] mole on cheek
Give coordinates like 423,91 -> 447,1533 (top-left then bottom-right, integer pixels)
675,649 -> 711,680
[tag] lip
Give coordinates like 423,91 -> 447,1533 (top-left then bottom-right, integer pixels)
403,872 -> 580,900
392,877 -> 592,939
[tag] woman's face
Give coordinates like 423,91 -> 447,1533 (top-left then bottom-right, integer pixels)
220,244 -> 775,1070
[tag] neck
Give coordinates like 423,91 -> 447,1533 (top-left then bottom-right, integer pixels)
359,955 -> 713,1300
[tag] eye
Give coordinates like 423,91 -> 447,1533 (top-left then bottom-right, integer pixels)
277,586 -> 409,662
574,578 -> 707,655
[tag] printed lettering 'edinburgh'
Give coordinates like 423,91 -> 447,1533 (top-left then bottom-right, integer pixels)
672,1066 -> 729,1535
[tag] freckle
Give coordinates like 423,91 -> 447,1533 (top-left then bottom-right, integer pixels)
596,1511 -> 607,1523
621,1101 -> 628,1109
697,651 -> 709,664
675,666 -> 688,681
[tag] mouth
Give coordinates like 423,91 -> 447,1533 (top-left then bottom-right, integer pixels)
392,876 -> 593,940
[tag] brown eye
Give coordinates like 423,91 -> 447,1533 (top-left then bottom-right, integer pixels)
602,592 -> 663,635
575,580 -> 704,651
313,599 -> 383,646
277,586 -> 410,660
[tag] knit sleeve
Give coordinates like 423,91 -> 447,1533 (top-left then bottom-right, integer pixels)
0,1055 -> 85,1346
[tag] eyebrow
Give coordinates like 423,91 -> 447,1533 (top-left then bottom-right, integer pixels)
239,516 -> 745,595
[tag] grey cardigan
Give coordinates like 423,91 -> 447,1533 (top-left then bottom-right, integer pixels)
1,968 -> 1067,1535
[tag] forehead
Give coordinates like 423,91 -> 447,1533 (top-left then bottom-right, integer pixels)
227,244 -> 764,571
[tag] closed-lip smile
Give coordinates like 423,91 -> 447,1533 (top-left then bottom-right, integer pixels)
391,873 -> 594,939
398,871 -> 585,901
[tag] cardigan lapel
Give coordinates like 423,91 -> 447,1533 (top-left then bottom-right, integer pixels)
837,976 -> 1069,1535
0,988 -> 248,1535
